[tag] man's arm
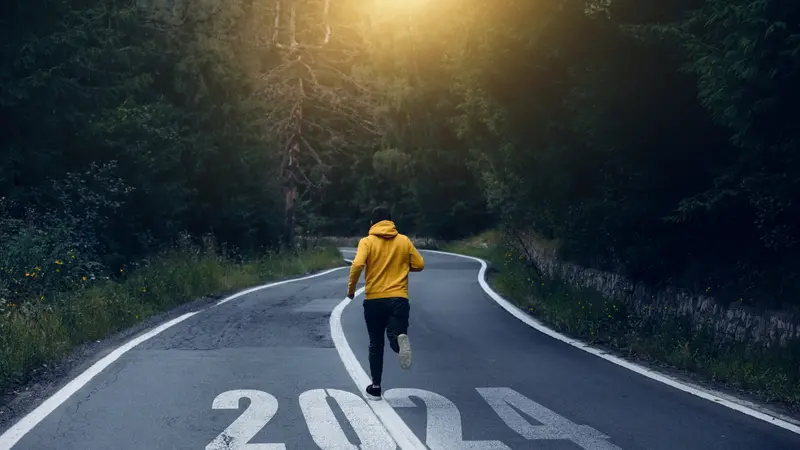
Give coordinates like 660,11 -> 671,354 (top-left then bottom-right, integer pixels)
347,238 -> 369,298
409,239 -> 425,272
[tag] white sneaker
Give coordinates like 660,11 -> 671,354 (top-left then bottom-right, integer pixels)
397,334 -> 412,370
365,384 -> 382,401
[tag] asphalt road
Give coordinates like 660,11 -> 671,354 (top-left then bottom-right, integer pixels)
2,249 -> 799,449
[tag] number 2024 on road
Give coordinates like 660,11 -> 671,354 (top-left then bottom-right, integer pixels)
206,387 -> 622,450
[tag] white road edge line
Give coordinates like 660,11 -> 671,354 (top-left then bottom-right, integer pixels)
330,289 -> 427,450
0,266 -> 348,449
423,249 -> 800,436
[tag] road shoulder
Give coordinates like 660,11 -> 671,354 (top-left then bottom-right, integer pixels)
0,268 -> 346,436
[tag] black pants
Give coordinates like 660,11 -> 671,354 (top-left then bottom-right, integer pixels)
363,297 -> 410,386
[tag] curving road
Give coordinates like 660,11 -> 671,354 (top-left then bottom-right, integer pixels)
1,249 -> 799,449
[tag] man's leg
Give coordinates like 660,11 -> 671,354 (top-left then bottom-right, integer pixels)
387,298 -> 411,369
363,299 -> 390,387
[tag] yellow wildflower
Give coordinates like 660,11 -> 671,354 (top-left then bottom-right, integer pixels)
55,260 -> 63,265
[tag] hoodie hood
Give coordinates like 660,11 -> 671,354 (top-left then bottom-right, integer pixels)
369,220 -> 399,239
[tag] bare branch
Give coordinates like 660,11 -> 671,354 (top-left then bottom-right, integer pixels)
298,60 -> 320,86
272,0 -> 281,45
289,0 -> 297,47
322,0 -> 332,45
300,136 -> 326,165
260,59 -> 295,83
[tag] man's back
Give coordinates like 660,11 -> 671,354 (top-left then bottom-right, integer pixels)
347,220 -> 425,300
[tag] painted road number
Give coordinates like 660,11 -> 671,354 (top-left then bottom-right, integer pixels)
477,388 -> 621,450
206,390 -> 285,450
207,387 -> 622,449
384,388 -> 509,449
300,389 -> 394,449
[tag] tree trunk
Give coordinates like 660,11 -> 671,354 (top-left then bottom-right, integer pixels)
282,0 -> 301,248
284,72 -> 303,248
275,0 -> 335,248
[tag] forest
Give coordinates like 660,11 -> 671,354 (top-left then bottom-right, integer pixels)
1,0 -> 799,404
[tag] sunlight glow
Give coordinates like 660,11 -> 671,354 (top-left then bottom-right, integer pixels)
372,0 -> 429,15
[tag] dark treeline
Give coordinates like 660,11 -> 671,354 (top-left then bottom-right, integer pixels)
2,0 -> 799,309
2,0 -> 285,272
340,0 -> 800,310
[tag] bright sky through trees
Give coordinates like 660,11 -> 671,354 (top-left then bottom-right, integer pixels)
372,0 -> 430,14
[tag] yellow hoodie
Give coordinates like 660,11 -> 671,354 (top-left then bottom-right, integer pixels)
347,220 -> 425,300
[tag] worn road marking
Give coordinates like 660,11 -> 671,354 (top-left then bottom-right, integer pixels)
300,389 -> 395,449
425,249 -> 800,436
477,387 -> 621,449
330,289 -> 427,450
0,266 -> 348,449
203,387 -> 624,449
293,298 -> 343,313
206,390 -> 285,450
214,268 -> 346,307
384,388 -> 509,449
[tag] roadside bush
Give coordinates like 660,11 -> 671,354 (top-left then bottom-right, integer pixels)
0,203 -> 101,308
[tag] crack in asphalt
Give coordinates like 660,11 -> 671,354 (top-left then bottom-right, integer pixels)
52,363 -> 126,440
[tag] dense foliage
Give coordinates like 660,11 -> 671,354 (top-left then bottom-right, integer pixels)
354,0 -> 800,309
2,0 -> 798,310
1,0 -> 281,302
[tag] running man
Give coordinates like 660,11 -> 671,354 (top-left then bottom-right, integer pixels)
346,206 -> 425,400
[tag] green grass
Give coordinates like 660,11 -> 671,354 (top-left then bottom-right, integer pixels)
444,232 -> 800,411
0,245 -> 343,393
441,230 -> 500,260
